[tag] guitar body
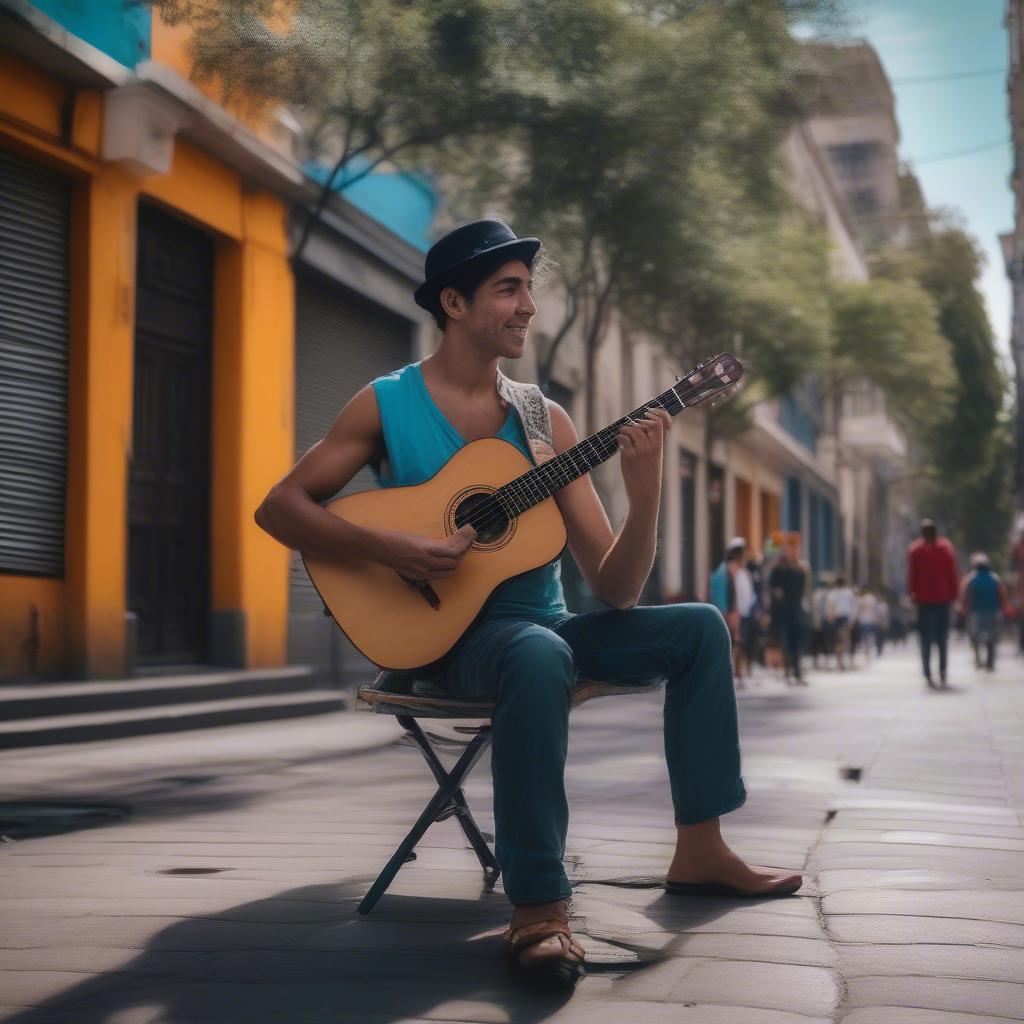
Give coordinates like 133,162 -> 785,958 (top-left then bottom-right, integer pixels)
302,437 -> 568,671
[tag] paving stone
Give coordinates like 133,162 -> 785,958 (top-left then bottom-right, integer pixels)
822,828 -> 1024,853
548,1001 -> 830,1023
649,959 -> 840,1016
842,1010 -> 1021,1024
827,914 -> 1024,947
837,943 -> 1024,981
822,890 -> 1024,925
818,869 -> 1024,892
843,977 -> 1024,1019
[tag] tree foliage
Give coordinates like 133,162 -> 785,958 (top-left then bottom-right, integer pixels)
429,1 -> 839,427
872,221 -> 1013,560
151,0 -> 844,428
829,276 -> 952,435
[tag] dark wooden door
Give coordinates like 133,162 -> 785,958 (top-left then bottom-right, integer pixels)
128,205 -> 213,665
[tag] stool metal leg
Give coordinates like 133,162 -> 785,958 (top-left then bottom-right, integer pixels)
357,719 -> 497,915
397,717 -> 500,883
451,795 -> 501,887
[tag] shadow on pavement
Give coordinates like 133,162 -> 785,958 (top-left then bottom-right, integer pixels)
1,879 -> 582,1024
0,873 -> 757,1024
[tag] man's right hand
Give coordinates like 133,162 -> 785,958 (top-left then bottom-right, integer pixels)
373,523 -> 477,581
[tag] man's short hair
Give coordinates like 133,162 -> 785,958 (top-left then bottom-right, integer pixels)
428,249 -> 552,331
427,251 -> 517,331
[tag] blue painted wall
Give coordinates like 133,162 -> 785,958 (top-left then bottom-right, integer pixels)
778,392 -> 818,454
784,476 -> 802,533
306,156 -> 437,253
807,491 -> 836,574
30,0 -> 151,67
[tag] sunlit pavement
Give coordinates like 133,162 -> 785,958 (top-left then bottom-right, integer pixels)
0,637 -> 1021,1023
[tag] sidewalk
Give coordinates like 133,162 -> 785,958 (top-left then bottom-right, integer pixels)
0,640 -> 1021,1023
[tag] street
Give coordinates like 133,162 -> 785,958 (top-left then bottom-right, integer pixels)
0,639 -> 1022,1023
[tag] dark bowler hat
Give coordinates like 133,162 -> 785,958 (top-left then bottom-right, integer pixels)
413,218 -> 541,311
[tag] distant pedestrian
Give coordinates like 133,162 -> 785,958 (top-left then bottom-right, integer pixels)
857,589 -> 881,660
959,553 -> 1013,671
769,532 -> 807,685
742,555 -> 764,671
711,537 -> 750,684
810,581 -> 830,668
827,577 -> 857,670
875,597 -> 889,656
906,518 -> 960,689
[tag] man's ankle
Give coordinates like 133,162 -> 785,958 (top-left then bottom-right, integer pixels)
511,899 -> 567,928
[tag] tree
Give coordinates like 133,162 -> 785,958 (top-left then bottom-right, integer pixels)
149,0 -> 625,259
829,276 -> 953,438
434,1 -> 839,430
872,221 -> 1014,560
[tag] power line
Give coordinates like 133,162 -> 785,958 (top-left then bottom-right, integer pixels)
890,67 -> 1006,86
912,138 -> 1010,165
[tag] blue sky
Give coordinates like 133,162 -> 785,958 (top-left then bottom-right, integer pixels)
828,0 -> 1013,356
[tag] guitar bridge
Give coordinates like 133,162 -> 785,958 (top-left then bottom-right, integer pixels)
401,575 -> 441,609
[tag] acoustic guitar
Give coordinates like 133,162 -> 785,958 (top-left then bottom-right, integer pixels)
303,352 -> 743,671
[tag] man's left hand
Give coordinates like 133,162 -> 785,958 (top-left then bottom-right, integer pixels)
617,408 -> 671,509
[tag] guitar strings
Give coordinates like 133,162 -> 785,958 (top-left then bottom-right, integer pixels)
461,371 -> 731,537
448,367 -> 735,540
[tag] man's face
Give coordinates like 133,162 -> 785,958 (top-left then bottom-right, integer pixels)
451,259 -> 537,357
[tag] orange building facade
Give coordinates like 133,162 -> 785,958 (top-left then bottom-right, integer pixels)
0,19 -> 297,681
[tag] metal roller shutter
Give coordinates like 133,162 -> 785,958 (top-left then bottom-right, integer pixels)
0,150 -> 70,577
290,274 -> 413,677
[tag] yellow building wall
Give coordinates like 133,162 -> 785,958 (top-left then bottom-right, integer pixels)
0,51 -> 294,680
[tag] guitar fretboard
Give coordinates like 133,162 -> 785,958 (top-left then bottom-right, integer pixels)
496,370 -> 729,516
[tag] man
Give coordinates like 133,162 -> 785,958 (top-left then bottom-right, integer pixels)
255,219 -> 801,989
959,553 -> 1012,671
710,537 -> 751,683
906,518 -> 960,689
769,532 -> 807,685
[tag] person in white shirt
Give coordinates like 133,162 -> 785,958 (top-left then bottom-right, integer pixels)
733,545 -> 755,683
827,577 -> 857,670
811,582 -> 830,668
857,590 -> 880,659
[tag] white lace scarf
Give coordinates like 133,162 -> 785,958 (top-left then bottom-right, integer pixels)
495,368 -> 555,466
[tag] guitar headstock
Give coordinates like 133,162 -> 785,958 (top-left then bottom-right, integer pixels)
674,352 -> 744,409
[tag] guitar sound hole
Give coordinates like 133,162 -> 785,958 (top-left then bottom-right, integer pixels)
454,491 -> 509,545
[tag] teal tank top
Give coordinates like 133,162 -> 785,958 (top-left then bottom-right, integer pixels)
370,361 -> 569,626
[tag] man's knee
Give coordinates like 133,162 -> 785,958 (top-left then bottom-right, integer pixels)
673,603 -> 731,652
501,625 -> 576,693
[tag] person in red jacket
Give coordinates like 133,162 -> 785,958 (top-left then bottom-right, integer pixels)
906,519 -> 960,689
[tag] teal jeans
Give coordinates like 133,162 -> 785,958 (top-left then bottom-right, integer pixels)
431,603 -> 747,905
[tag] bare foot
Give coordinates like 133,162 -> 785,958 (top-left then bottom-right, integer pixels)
667,846 -> 802,895
668,818 -> 802,896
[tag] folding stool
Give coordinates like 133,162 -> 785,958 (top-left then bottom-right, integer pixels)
354,670 -> 661,915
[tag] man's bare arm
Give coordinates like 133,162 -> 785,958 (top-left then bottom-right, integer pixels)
548,402 -> 660,609
255,386 -> 477,579
254,385 -> 392,564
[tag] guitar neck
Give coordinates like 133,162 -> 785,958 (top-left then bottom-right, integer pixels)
498,376 -> 717,517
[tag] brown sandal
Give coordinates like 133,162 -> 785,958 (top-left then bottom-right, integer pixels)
503,918 -> 586,989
